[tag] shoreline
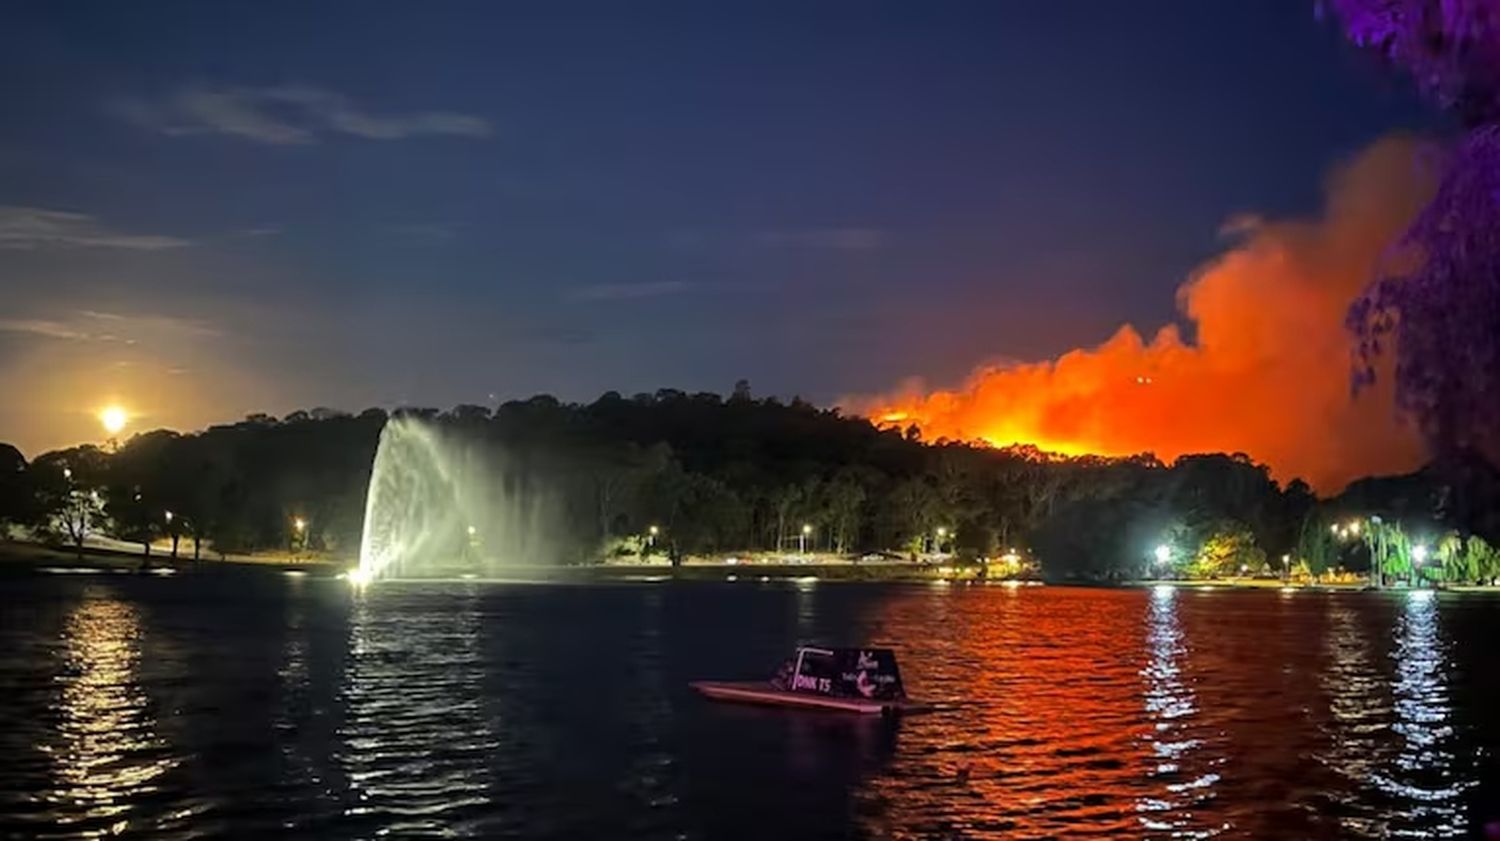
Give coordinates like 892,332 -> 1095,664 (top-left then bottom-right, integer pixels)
6,541 -> 1500,593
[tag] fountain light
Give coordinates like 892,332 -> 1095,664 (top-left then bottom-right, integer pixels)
346,567 -> 372,587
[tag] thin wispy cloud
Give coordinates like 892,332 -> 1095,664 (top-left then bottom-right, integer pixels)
0,206 -> 189,251
0,310 -> 221,343
113,84 -> 493,145
568,281 -> 693,301
0,319 -> 90,341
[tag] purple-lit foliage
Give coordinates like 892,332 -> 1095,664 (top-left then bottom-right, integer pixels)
1325,0 -> 1500,124
1332,1 -> 1500,463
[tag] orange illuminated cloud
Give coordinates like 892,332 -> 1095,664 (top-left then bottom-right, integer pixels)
856,136 -> 1435,493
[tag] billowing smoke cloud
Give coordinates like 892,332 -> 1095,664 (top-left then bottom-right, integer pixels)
858,136 -> 1437,493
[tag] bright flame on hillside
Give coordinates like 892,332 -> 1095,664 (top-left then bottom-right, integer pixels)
858,136 -> 1438,492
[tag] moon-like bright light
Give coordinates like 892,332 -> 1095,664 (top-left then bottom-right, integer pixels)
100,406 -> 128,435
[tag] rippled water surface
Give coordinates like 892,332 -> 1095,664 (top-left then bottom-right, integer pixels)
3,571 -> 1500,839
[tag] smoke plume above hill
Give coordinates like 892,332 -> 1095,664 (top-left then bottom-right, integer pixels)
859,136 -> 1437,493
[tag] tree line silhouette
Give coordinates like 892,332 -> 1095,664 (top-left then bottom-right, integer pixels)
2,386 -> 1497,582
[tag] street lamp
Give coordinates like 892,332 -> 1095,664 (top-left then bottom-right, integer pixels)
1154,544 -> 1171,579
800,523 -> 812,555
164,510 -> 174,524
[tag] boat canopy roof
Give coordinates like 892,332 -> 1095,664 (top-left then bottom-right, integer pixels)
781,646 -> 906,701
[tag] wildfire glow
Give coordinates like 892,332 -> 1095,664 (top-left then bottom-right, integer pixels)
858,136 -> 1437,492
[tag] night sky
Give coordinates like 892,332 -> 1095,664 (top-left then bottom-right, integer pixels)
0,2 -> 1434,455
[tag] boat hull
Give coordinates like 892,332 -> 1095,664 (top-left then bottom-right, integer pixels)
691,680 -> 925,714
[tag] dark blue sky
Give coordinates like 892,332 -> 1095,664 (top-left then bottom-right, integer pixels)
0,1 -> 1433,452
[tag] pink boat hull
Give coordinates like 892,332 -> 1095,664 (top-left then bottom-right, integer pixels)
690,680 -> 927,714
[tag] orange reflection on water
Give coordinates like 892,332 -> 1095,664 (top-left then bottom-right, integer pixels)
38,592 -> 176,837
855,586 -> 1165,837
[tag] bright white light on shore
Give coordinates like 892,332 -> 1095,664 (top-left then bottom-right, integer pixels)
1154,544 -> 1171,564
1413,544 -> 1429,564
294,517 -> 307,533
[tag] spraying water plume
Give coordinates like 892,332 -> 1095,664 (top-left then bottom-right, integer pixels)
859,136 -> 1437,493
356,416 -> 563,581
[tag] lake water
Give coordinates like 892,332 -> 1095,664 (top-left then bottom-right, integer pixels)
2,570 -> 1499,839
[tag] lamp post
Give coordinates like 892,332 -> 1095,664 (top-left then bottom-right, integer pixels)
800,523 -> 812,556
1413,544 -> 1429,588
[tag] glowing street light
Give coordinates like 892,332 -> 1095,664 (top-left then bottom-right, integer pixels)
1154,544 -> 1171,565
465,524 -> 476,537
164,510 -> 174,524
1413,544 -> 1429,565
295,517 -> 308,534
1347,520 -> 1361,536
799,523 -> 813,555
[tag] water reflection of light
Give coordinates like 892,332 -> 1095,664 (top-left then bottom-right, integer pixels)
1317,600 -> 1388,835
336,589 -> 497,834
1137,586 -> 1222,837
1373,590 -> 1471,835
40,594 -> 176,835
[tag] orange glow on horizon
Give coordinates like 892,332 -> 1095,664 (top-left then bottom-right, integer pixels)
856,137 -> 1437,493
